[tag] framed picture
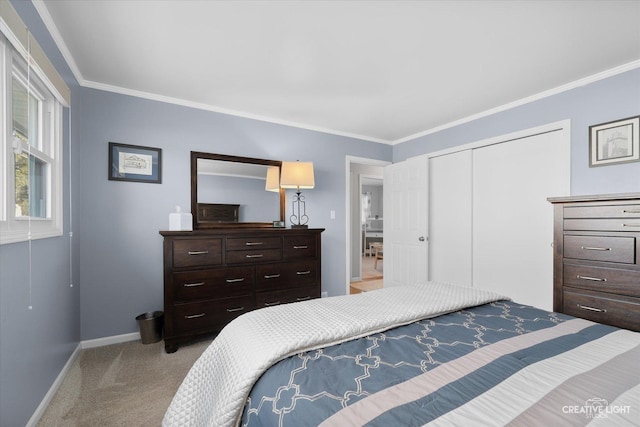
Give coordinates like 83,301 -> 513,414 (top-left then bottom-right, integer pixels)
109,142 -> 162,183
589,116 -> 640,167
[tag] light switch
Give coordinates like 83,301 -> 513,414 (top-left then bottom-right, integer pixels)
330,210 -> 336,219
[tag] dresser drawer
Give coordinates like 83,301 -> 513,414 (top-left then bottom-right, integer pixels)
562,289 -> 640,331
563,264 -> 640,297
173,239 -> 222,268
226,248 -> 281,264
256,260 -> 318,292
172,296 -> 255,334
563,235 -> 635,264
173,267 -> 254,301
256,285 -> 320,308
564,219 -> 640,232
284,235 -> 317,259
161,228 -> 324,352
227,236 -> 281,251
564,204 -> 640,219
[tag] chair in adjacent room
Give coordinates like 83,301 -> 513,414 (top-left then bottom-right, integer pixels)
374,245 -> 383,270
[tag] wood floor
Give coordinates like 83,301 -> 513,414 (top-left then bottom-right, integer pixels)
350,255 -> 383,294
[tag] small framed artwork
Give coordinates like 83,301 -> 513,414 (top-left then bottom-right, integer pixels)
589,116 -> 639,167
109,142 -> 162,183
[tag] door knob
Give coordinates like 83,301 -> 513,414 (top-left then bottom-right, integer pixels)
418,236 -> 425,242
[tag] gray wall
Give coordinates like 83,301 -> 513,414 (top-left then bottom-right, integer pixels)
1,2 -> 81,426
393,68 -> 640,195
75,87 -> 391,341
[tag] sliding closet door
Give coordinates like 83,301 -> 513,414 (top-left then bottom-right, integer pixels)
472,130 -> 569,310
429,150 -> 473,286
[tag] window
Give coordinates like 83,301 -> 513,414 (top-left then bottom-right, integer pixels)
1,33 -> 63,244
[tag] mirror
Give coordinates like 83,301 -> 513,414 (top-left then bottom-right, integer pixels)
191,152 -> 284,229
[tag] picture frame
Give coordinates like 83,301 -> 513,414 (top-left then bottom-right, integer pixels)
589,116 -> 640,167
109,142 -> 162,183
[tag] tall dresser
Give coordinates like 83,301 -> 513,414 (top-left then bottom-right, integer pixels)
548,193 -> 640,331
160,228 -> 324,352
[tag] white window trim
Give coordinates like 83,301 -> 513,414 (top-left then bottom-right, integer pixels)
1,34 -> 63,245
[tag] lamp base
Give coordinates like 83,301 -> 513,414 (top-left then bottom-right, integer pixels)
291,224 -> 308,229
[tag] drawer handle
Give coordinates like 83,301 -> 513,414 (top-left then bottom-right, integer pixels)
576,304 -> 606,313
296,296 -> 311,301
183,282 -> 205,287
246,254 -> 264,258
622,223 -> 640,228
293,245 -> 308,249
576,275 -> 607,282
264,301 -> 281,307
226,306 -> 245,313
622,209 -> 640,214
188,250 -> 209,255
245,242 -> 264,246
184,313 -> 205,319
264,274 -> 281,279
225,278 -> 245,283
581,246 -> 611,251
296,270 -> 311,275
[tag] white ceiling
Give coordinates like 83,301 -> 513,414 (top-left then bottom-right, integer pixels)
35,0 -> 640,144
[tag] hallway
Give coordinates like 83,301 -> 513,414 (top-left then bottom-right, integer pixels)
350,255 -> 383,294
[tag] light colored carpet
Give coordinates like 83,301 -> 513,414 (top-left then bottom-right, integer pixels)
37,338 -> 212,426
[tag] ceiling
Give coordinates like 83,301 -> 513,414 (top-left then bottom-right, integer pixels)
35,0 -> 640,144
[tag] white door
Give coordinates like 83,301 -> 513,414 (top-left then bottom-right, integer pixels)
383,155 -> 429,287
429,150 -> 473,286
472,129 -> 569,310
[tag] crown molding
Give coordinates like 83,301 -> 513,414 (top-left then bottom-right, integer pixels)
30,1 -> 639,147
31,0 -> 84,86
392,60 -> 640,145
82,79 -> 391,144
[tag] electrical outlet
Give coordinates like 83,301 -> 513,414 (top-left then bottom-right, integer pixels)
321,291 -> 328,298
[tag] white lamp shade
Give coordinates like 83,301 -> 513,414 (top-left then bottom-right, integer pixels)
280,161 -> 315,189
265,166 -> 280,192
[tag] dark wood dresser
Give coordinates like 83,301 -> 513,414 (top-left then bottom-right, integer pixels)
159,228 -> 324,352
548,193 -> 640,331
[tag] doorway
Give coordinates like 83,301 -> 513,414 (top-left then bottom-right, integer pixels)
344,156 -> 390,295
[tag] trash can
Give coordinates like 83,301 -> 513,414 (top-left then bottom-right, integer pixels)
136,311 -> 164,344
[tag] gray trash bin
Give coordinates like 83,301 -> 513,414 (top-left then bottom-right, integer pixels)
136,311 -> 164,344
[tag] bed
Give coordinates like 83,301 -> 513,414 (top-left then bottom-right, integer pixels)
162,282 -> 639,426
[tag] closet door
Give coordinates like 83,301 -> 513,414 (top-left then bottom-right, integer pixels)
472,130 -> 569,310
429,150 -> 473,286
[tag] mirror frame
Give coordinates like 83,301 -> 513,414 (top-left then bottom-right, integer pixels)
191,151 -> 285,229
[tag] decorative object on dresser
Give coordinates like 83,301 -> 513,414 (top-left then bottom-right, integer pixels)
279,161 -> 315,228
160,228 -> 324,353
548,193 -> 640,331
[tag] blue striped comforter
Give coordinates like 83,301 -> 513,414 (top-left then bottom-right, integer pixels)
242,301 -> 639,426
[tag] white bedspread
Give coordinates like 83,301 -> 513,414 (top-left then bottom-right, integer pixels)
162,282 -> 508,427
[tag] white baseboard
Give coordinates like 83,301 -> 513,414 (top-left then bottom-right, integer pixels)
27,331 -> 141,426
26,343 -> 81,427
81,331 -> 141,349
